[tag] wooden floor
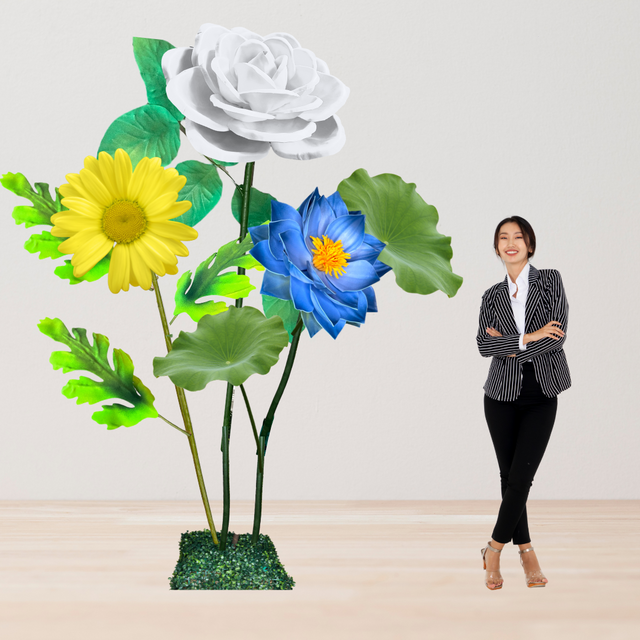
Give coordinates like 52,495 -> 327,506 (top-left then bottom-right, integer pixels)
1,500 -> 638,640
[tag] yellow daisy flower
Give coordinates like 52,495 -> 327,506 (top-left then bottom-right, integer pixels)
51,149 -> 198,294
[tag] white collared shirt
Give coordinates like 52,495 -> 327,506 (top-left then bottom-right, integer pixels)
507,261 -> 532,362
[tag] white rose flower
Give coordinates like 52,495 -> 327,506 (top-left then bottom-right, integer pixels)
162,24 -> 350,163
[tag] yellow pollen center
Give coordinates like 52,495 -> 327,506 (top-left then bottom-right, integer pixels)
310,235 -> 350,277
102,200 -> 147,244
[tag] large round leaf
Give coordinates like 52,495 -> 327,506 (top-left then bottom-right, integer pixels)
98,104 -> 180,168
338,169 -> 463,297
153,306 -> 289,390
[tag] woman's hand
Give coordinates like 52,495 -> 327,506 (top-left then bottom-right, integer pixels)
523,321 -> 565,344
486,327 -> 516,357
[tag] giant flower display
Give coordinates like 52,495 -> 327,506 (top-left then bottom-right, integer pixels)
162,24 -> 349,162
249,189 -> 391,338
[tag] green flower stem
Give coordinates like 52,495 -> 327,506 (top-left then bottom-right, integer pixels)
151,273 -> 219,546
158,413 -> 189,436
252,315 -> 303,543
218,162 -> 255,550
240,384 -> 263,474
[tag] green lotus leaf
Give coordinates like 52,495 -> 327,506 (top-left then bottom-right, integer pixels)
172,161 -> 223,227
231,186 -> 276,227
153,306 -> 289,389
262,296 -> 302,343
38,317 -> 158,429
1,173 -> 65,227
174,234 -> 262,323
338,169 -> 463,297
98,104 -> 180,169
132,37 -> 183,121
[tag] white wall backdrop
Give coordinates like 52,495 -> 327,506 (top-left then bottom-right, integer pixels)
0,0 -> 638,500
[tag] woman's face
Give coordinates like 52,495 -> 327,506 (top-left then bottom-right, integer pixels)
496,222 -> 531,265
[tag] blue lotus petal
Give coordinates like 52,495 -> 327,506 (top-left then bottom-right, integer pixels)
327,191 -> 349,218
325,214 -> 365,254
290,277 -> 314,313
250,239 -> 290,276
363,286 -> 378,312
307,264 -> 330,292
287,258 -> 314,284
373,259 -> 393,277
311,289 -> 342,326
297,188 -> 319,219
248,224 -> 269,244
310,298 -> 346,339
332,290 -> 368,323
303,195 -> 336,252
349,239 -> 384,264
280,229 -> 313,273
327,288 -> 360,310
261,271 -> 292,300
328,259 -> 380,292
271,200 -> 303,227
268,219 -> 300,258
301,310 -> 323,337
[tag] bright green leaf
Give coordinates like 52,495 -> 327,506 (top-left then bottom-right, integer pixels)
54,253 -> 112,285
25,230 -> 65,259
38,317 -> 158,429
98,104 -> 180,169
153,306 -> 289,389
231,186 -> 276,227
262,296 -> 302,343
174,234 -> 260,323
173,161 -> 223,227
132,37 -> 183,121
338,169 -> 463,297
1,172 -> 65,227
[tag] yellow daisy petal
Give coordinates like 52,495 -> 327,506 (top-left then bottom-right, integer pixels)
58,228 -> 104,254
148,234 -> 189,257
139,232 -> 180,264
147,220 -> 199,241
144,192 -> 180,218
127,157 -> 151,202
165,262 -> 179,275
50,214 -> 101,234
77,167 -> 113,208
133,237 -> 166,276
114,149 -> 132,196
71,236 -> 112,276
59,196 -> 103,218
93,153 -> 120,199
145,199 -> 192,222
108,243 -> 130,294
128,242 -> 152,290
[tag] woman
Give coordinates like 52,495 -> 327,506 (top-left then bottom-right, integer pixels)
476,216 -> 571,590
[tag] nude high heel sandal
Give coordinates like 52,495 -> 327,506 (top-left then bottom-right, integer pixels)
480,541 -> 503,590
519,546 -> 548,587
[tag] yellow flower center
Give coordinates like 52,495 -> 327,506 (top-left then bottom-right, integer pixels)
102,200 -> 147,244
310,235 -> 350,277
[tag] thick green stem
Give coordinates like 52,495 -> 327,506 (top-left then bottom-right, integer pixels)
151,273 -> 218,546
240,384 -> 263,474
219,383 -> 233,551
251,316 -> 303,543
218,162 -> 255,550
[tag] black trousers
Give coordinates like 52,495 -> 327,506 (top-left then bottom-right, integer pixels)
483,362 -> 558,545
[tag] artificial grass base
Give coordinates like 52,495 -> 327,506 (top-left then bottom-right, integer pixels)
169,530 -> 295,590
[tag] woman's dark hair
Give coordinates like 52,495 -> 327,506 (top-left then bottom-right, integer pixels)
493,216 -> 536,259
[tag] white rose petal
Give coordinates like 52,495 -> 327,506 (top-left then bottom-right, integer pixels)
162,47 -> 194,83
167,24 -> 348,161
166,67 -> 231,131
271,115 -> 345,160
184,119 -> 270,163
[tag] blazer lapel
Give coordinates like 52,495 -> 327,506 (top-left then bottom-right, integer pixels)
495,277 -> 519,335
524,264 -> 542,332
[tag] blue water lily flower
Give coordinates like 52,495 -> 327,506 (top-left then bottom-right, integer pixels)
248,189 -> 391,338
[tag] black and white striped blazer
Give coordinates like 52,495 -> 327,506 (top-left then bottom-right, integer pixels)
477,264 -> 571,401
